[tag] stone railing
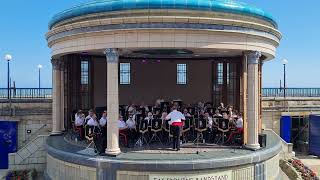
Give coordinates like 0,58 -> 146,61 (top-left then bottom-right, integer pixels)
263,129 -> 294,159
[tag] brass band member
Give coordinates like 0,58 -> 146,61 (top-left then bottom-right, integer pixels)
75,110 -> 85,139
166,105 -> 185,151
99,110 -> 107,128
126,114 -> 137,147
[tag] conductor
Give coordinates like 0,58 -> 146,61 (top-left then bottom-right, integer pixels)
166,104 -> 185,151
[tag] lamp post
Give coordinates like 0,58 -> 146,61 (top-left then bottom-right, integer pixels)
282,59 -> 288,98
4,54 -> 12,99
38,64 -> 43,89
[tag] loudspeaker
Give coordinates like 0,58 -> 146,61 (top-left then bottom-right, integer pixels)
259,134 -> 267,148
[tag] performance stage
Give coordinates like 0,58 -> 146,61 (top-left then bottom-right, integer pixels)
45,130 -> 282,180
45,0 -> 283,179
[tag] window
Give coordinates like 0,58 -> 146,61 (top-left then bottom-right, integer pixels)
177,64 -> 187,85
120,63 -> 131,85
81,61 -> 89,85
217,63 -> 223,85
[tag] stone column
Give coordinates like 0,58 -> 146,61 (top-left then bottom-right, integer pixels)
60,61 -> 65,131
245,51 -> 261,150
51,59 -> 62,135
241,54 -> 248,144
104,48 -> 121,156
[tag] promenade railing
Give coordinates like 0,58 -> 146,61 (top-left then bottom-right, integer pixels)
262,88 -> 320,97
1,88 -> 320,99
0,88 -> 52,99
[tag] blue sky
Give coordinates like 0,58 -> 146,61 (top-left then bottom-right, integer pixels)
0,0 -> 319,88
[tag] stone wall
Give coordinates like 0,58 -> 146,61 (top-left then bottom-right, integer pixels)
0,100 -> 52,178
46,154 -> 96,180
0,100 -> 52,148
262,97 -> 320,135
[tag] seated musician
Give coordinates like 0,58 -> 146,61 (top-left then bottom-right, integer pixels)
126,114 -> 137,146
166,105 -> 185,151
144,112 -> 154,125
197,101 -> 205,111
183,108 -> 192,117
204,112 -> 216,143
99,110 -> 107,128
99,110 -> 107,136
140,102 -> 149,113
86,110 -> 98,126
155,98 -> 164,108
74,110 -> 85,140
85,110 -> 100,140
235,113 -> 243,130
85,109 -> 97,125
218,112 -> 230,140
154,108 -> 161,118
213,109 -> 222,118
228,106 -> 234,117
218,102 -> 226,112
226,113 -> 244,143
187,107 -> 194,116
118,115 -> 128,130
127,104 -> 136,114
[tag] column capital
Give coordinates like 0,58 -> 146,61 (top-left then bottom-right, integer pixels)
51,59 -> 64,70
244,51 -> 261,64
104,48 -> 119,63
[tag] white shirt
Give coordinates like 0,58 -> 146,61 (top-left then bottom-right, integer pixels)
207,117 -> 213,128
87,118 -> 98,126
166,110 -> 185,125
118,120 -> 127,129
75,114 -> 84,126
99,117 -> 107,127
144,116 -> 153,123
126,119 -> 136,129
236,117 -> 243,128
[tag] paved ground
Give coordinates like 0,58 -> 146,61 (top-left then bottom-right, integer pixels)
297,154 -> 320,176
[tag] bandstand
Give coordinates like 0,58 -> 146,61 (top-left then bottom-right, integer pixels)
45,0 -> 282,179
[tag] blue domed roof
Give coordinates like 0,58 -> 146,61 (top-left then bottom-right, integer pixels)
49,0 -> 277,29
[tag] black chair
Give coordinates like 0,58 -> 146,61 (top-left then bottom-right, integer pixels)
162,120 -> 172,144
182,117 -> 191,143
149,119 -> 163,144
193,117 -> 207,144
216,118 -> 230,144
135,119 -> 149,147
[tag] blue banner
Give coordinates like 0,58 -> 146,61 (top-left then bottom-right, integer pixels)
0,121 -> 17,169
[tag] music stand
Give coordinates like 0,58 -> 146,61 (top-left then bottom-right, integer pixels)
135,119 -> 149,147
84,125 -> 99,154
153,107 -> 161,116
172,100 -> 183,110
160,102 -> 170,113
149,119 -> 163,145
193,117 -> 207,144
216,118 -> 229,144
163,120 -> 171,144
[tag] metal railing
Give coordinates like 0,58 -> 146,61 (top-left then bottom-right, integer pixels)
0,88 -> 52,99
262,88 -> 320,97
1,88 -> 320,99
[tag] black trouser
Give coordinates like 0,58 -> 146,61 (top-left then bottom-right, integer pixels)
171,125 -> 181,150
127,129 -> 137,146
205,128 -> 217,143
